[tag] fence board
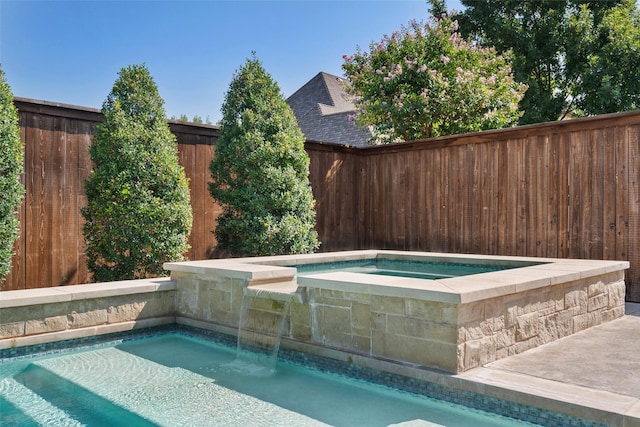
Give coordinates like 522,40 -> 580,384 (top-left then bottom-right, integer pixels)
200,143 -> 219,258
556,131 -> 571,258
590,130 -> 605,260
603,128 -> 617,260
629,125 -> 640,301
487,142 -> 500,254
615,127 -> 630,264
75,119 -> 93,284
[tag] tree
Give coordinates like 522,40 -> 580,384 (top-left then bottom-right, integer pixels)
570,0 -> 640,115
82,64 -> 192,282
342,13 -> 526,143
457,0 -> 639,124
170,114 -> 213,125
209,55 -> 319,256
0,68 -> 24,283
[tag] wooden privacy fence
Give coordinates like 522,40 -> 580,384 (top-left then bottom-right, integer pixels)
4,98 -> 640,302
4,99 -> 222,290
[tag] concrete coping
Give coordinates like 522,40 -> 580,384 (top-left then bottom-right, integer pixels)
164,251 -> 630,304
164,260 -> 297,284
0,278 -> 176,309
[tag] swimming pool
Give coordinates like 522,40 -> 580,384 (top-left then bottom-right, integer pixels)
1,251 -> 629,425
0,329 -> 534,426
295,258 -> 537,280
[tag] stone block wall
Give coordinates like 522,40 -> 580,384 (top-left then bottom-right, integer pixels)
289,287 -> 460,373
173,271 -> 245,328
170,267 -> 627,374
0,279 -> 176,349
457,271 -> 627,372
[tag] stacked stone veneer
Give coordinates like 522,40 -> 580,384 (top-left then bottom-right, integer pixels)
287,271 -> 626,373
0,279 -> 176,349
456,270 -> 626,372
289,287 -> 459,372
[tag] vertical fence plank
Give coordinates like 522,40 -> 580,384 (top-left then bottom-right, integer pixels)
615,126 -> 630,264
525,136 -> 538,256
602,127 -> 617,260
628,124 -> 640,301
568,131 -> 583,258
26,114 -> 52,287
76,119 -> 93,284
556,131 -> 571,258
535,135 -> 549,257
201,143 -> 219,258
49,117 -> 65,286
590,129 -> 605,260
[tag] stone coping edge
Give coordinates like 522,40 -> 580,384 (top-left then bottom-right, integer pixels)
165,251 -> 630,304
0,278 -> 176,309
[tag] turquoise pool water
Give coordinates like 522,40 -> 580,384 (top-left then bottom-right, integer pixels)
0,332 -> 535,426
295,259 -> 531,280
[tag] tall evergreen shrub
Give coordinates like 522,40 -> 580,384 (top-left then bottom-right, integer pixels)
209,56 -> 319,256
0,68 -> 24,283
82,64 -> 192,282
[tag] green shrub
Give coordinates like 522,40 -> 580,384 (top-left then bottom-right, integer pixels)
209,55 -> 320,256
82,64 -> 193,282
0,68 -> 24,283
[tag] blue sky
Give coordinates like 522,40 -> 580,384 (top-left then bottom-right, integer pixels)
1,0 -> 464,123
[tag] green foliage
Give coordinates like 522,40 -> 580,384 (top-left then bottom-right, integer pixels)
0,68 -> 24,282
82,64 -> 193,282
209,55 -> 319,256
570,0 -> 640,115
457,0 -> 639,123
170,114 -> 212,125
342,13 -> 526,143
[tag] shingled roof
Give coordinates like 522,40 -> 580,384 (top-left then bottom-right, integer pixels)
287,72 -> 371,147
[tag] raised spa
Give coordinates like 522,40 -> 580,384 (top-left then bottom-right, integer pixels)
164,250 -> 629,374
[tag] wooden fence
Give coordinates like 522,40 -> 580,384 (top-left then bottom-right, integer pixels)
4,98 -> 640,301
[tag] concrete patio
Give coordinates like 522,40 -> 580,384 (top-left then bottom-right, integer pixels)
458,302 -> 640,426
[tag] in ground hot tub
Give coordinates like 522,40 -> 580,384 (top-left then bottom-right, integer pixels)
164,250 -> 629,373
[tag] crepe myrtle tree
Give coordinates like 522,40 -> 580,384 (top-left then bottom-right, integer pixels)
209,55 -> 320,256
0,68 -> 24,283
82,64 -> 192,282
342,12 -> 527,143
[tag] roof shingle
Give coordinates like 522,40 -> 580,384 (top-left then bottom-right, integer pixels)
287,72 -> 370,147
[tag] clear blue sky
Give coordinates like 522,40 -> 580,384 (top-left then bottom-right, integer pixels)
1,0 -> 463,123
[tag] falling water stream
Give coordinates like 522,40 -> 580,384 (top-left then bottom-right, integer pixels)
227,288 -> 294,376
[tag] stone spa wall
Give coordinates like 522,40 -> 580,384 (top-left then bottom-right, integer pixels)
164,251 -> 630,373
0,279 -> 176,349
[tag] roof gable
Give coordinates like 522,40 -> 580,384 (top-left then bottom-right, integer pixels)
287,72 -> 370,147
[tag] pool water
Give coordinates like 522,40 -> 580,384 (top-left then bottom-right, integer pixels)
295,259 -> 520,280
0,333 -> 535,426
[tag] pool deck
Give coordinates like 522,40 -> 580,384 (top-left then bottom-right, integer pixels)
457,302 -> 640,425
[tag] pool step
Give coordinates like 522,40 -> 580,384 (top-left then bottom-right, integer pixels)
13,364 -> 156,426
0,377 -> 79,426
